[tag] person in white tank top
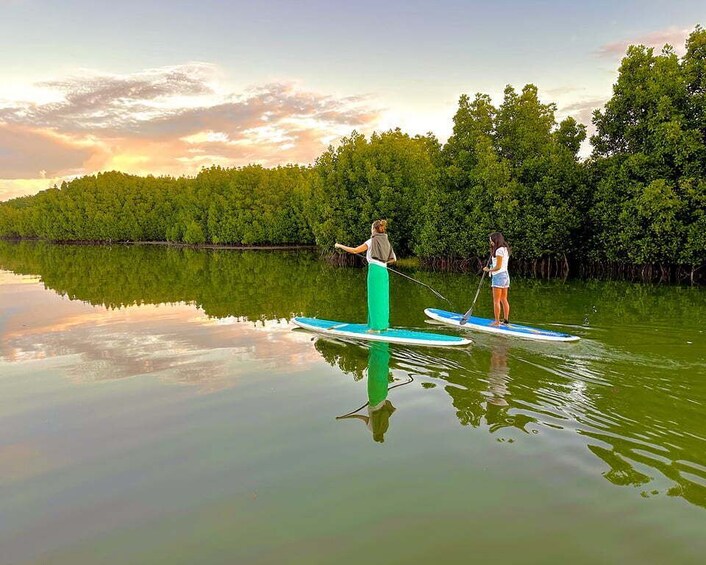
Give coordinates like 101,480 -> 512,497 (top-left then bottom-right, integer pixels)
482,232 -> 511,326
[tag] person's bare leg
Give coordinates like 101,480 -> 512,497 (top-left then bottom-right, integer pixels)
491,287 -> 502,326
501,287 -> 510,323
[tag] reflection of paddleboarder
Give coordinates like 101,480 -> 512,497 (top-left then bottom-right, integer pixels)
337,342 -> 397,443
340,402 -> 396,443
335,220 -> 397,332
487,341 -> 510,408
485,341 -> 511,428
343,399 -> 396,443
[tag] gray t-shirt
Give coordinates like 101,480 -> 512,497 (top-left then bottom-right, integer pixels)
365,234 -> 396,265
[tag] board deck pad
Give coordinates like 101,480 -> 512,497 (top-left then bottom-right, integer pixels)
293,317 -> 471,347
424,308 -> 580,342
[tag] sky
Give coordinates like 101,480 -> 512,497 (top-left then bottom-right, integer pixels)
0,0 -> 703,201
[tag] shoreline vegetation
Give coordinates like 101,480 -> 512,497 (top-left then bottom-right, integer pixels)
1,27 -> 704,284
0,237 -> 318,252
2,237 -> 702,285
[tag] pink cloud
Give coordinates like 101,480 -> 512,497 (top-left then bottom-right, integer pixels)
561,97 -> 608,127
597,26 -> 691,58
0,274 -> 319,390
0,64 -> 382,200
0,124 -> 102,179
558,97 -> 610,157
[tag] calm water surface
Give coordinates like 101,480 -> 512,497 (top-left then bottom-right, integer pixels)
1,242 -> 705,564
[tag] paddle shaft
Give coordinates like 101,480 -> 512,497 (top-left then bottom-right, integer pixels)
460,255 -> 492,323
336,375 -> 414,419
345,250 -> 456,308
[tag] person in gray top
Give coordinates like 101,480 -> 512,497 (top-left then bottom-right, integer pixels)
335,219 -> 397,331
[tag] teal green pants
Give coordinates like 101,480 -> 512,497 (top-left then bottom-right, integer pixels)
367,263 -> 390,330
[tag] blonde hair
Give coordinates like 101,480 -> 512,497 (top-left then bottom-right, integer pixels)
372,219 -> 388,233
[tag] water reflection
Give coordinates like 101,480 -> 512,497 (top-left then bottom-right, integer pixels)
485,341 -> 511,432
588,444 -> 651,487
314,332 -> 706,507
0,240 -> 365,323
487,341 -> 510,407
0,272 -> 317,390
337,343 -> 397,443
1,241 -> 705,509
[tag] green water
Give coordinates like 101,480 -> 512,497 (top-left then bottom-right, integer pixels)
0,241 -> 704,564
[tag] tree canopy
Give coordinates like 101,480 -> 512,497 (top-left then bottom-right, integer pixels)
1,26 -> 704,278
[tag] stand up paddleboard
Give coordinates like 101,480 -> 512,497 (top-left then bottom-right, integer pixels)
293,317 -> 471,347
424,308 -> 580,342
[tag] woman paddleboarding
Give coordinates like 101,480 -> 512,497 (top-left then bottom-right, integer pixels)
335,219 -> 397,332
483,232 -> 511,327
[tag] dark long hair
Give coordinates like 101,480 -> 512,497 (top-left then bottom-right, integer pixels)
489,232 -> 510,255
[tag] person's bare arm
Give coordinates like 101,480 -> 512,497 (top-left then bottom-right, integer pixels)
484,256 -> 503,273
335,242 -> 368,254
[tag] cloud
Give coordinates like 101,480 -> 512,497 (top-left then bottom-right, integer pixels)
0,178 -> 64,200
596,26 -> 691,58
1,63 -> 219,134
560,97 -> 608,128
554,96 -> 611,159
0,277 -> 320,391
40,63 -> 216,101
0,124 -> 102,179
0,63 -> 382,200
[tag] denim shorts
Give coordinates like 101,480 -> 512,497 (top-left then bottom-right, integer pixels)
491,271 -> 510,288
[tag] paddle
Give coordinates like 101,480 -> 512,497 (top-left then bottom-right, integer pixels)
338,247 -> 457,309
460,255 -> 492,325
336,375 -> 414,419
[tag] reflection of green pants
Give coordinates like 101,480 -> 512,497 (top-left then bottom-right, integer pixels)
368,342 -> 394,443
367,342 -> 390,407
367,263 -> 389,330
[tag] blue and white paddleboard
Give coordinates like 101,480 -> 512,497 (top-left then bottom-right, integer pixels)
293,317 -> 471,347
424,308 -> 580,342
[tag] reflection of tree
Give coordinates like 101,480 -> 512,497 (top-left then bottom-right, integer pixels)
588,445 -> 651,487
449,386 -> 485,428
440,341 -> 705,508
0,241 -> 368,322
315,336 -> 705,507
443,333 -> 704,508
576,344 -> 706,508
583,431 -> 705,508
314,338 -> 368,381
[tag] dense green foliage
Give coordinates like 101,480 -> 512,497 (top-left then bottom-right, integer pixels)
0,166 -> 313,246
1,27 -> 704,275
589,28 -> 706,270
415,87 -> 587,262
306,129 -> 439,256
